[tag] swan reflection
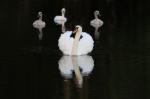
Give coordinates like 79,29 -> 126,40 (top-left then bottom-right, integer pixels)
58,55 -> 94,88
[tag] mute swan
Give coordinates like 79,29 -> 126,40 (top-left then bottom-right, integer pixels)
54,8 -> 67,33
90,10 -> 103,39
33,12 -> 46,40
58,55 -> 94,87
58,25 -> 94,55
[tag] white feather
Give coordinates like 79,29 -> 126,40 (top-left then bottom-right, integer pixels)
54,16 -> 67,25
33,20 -> 46,29
54,8 -> 67,25
90,10 -> 104,28
58,31 -> 94,55
90,19 -> 103,28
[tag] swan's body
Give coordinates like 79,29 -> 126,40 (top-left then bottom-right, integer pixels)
54,8 -> 67,32
54,16 -> 67,25
58,26 -> 94,55
33,12 -> 46,40
90,10 -> 103,29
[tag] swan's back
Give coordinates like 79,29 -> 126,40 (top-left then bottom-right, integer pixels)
90,19 -> 103,28
33,20 -> 46,29
78,32 -> 94,55
58,31 -> 94,55
54,16 -> 67,24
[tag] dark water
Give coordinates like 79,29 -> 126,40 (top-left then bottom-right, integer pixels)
1,0 -> 150,99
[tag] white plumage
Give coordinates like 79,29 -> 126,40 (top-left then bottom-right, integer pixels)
33,12 -> 46,30
54,8 -> 67,32
58,25 -> 94,55
54,8 -> 67,24
90,10 -> 103,28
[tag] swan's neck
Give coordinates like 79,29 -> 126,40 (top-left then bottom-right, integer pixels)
38,12 -> 43,20
39,18 -> 42,20
71,31 -> 82,55
39,15 -> 42,20
62,11 -> 65,17
94,13 -> 98,19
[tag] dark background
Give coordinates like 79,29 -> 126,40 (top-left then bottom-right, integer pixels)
1,0 -> 150,53
0,0 -> 150,99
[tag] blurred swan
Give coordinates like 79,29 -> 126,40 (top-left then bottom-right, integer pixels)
58,25 -> 94,55
54,8 -> 67,33
90,10 -> 103,39
33,12 -> 46,40
58,55 -> 94,87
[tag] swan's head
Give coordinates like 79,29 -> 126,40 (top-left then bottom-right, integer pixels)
61,8 -> 66,14
94,10 -> 100,17
38,11 -> 43,19
73,25 -> 82,34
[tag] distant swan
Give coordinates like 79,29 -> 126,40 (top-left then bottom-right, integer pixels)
58,25 -> 94,55
90,10 -> 103,39
33,12 -> 46,40
54,8 -> 67,33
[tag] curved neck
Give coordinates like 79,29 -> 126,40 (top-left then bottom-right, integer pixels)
62,11 -> 65,17
94,13 -> 98,19
38,12 -> 43,20
39,16 -> 42,20
38,15 -> 42,20
71,31 -> 82,55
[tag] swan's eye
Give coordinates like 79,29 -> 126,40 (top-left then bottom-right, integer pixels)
75,27 -> 79,30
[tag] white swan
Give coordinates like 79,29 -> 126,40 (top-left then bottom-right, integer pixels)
54,8 -> 67,33
90,10 -> 103,39
33,12 -> 46,40
58,25 -> 94,55
58,55 -> 94,87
